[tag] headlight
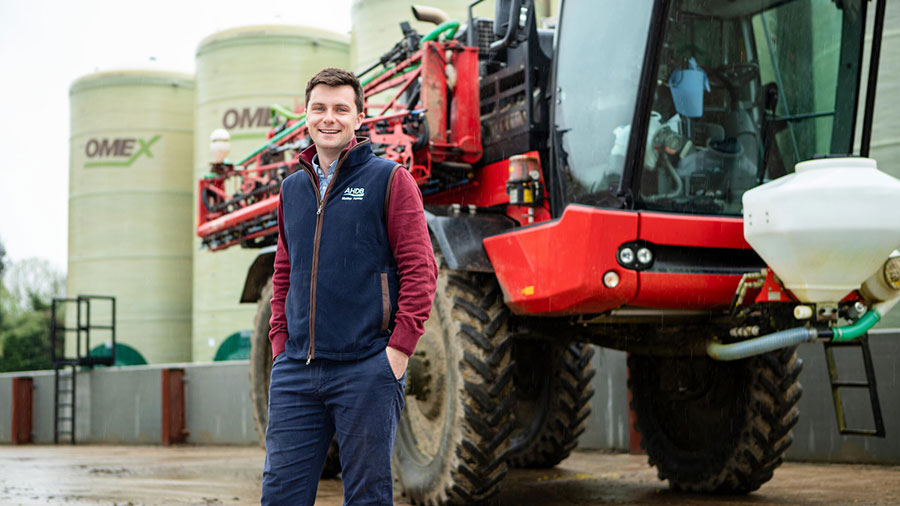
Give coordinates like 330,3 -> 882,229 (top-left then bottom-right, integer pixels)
603,270 -> 620,288
637,247 -> 653,265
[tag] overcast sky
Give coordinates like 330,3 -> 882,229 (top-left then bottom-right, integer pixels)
0,0 -> 352,273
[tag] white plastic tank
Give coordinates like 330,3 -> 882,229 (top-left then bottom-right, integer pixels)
193,25 -> 350,362
743,157 -> 900,303
68,70 -> 195,364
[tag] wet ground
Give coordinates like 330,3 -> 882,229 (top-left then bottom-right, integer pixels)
1,445 -> 899,505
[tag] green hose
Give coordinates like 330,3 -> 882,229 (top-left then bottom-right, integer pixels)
360,21 -> 456,89
361,62 -> 421,87
422,20 -> 460,42
237,119 -> 306,167
831,309 -> 882,342
360,68 -> 386,87
270,104 -> 304,120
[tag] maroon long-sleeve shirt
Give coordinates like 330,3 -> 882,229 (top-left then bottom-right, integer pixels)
268,150 -> 437,359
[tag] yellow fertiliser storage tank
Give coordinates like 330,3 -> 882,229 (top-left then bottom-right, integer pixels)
68,70 -> 195,364
350,0 -> 496,73
193,25 -> 350,362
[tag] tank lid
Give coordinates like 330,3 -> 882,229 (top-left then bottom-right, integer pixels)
795,157 -> 877,173
70,69 -> 195,94
197,24 -> 350,54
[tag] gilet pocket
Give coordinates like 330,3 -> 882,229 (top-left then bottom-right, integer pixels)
380,272 -> 391,331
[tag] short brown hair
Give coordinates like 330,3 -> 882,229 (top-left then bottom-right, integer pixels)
305,67 -> 365,116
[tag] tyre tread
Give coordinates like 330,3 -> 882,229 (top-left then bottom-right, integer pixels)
629,347 -> 803,493
402,263 -> 514,505
507,342 -> 595,469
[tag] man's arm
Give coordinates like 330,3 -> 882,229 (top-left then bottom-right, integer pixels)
385,168 -> 438,373
268,193 -> 290,359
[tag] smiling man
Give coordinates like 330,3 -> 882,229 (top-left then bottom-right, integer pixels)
261,68 -> 437,505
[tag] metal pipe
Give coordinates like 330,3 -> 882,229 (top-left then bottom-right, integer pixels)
490,0 -> 524,51
760,11 -> 800,163
860,0 -> 886,157
411,5 -> 451,25
709,291 -> 900,360
707,327 -> 817,361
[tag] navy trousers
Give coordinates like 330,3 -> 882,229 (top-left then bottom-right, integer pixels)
261,349 -> 406,505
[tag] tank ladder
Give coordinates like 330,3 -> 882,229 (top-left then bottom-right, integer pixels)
823,334 -> 885,437
50,295 -> 117,444
53,363 -> 77,444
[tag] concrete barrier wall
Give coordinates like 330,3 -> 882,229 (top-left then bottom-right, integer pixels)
579,348 -> 629,451
1,361 -> 257,445
0,375 -> 11,440
32,372 -> 57,443
88,366 -> 161,443
3,334 -> 899,463
182,361 -> 257,445
0,371 -> 56,444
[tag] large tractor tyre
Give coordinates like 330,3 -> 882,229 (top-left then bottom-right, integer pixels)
249,277 -> 341,479
628,346 -> 802,493
507,341 -> 595,468
394,258 -> 515,505
249,278 -> 274,447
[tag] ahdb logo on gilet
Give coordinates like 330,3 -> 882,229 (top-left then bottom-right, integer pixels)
342,187 -> 365,201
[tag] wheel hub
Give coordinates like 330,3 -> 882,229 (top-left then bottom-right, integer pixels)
405,350 -> 433,402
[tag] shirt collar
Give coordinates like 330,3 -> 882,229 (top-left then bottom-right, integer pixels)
311,154 -> 339,178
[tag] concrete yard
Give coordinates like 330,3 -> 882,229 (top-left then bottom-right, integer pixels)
1,445 -> 899,505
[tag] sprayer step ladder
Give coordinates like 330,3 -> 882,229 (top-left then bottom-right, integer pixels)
823,334 -> 885,437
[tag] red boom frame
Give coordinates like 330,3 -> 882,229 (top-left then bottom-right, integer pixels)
197,40 -> 482,251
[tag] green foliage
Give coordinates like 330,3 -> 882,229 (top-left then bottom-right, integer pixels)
0,248 -> 65,372
0,236 -> 6,279
0,309 -> 55,372
3,257 -> 65,314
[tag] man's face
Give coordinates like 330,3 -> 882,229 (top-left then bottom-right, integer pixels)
306,84 -> 363,155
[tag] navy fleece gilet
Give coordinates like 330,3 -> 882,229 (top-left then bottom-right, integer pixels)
281,141 -> 400,361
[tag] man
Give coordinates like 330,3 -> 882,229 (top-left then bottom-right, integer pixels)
261,67 -> 437,505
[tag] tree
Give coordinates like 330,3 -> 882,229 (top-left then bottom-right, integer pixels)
0,237 -> 6,279
0,237 -> 7,327
0,310 -> 54,372
2,257 -> 65,315
0,252 -> 65,372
